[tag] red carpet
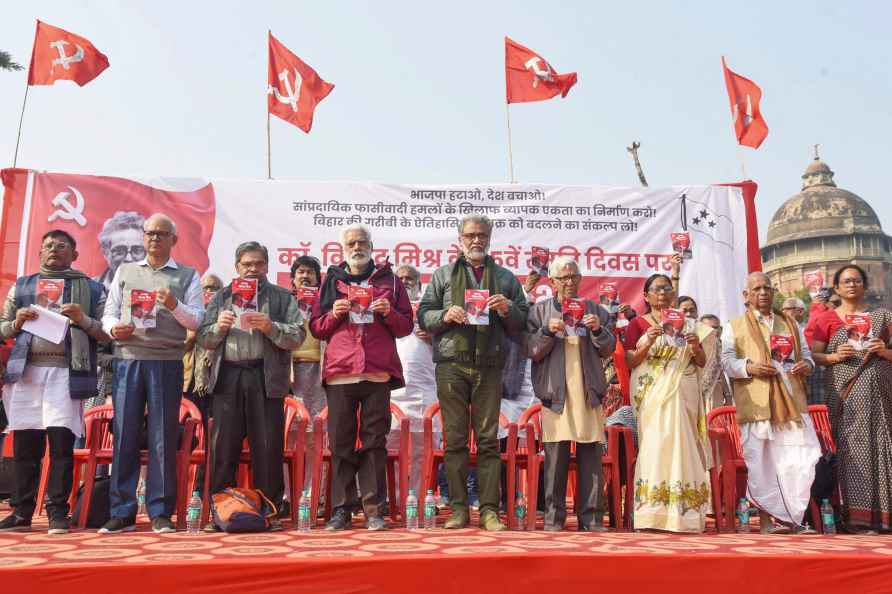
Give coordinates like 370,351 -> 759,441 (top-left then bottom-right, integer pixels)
0,513 -> 889,594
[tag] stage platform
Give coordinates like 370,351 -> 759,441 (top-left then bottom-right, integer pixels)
0,512 -> 889,594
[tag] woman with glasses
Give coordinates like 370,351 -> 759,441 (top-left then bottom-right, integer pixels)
622,271 -> 721,532
810,264 -> 892,533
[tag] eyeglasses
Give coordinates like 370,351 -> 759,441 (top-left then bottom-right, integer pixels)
648,285 -> 674,294
839,278 -> 864,286
202,285 -> 221,293
460,233 -> 490,242
41,242 -> 71,251
144,230 -> 173,239
552,274 -> 581,284
109,245 -> 146,259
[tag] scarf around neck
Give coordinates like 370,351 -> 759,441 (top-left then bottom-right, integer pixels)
744,308 -> 803,427
37,266 -> 93,371
450,254 -> 501,366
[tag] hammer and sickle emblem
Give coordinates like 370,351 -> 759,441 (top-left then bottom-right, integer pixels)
47,186 -> 87,227
49,40 -> 85,74
524,57 -> 554,88
267,68 -> 302,112
733,94 -> 754,128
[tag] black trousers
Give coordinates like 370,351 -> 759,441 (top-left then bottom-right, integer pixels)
543,441 -> 603,529
325,381 -> 390,518
12,427 -> 75,520
210,364 -> 285,507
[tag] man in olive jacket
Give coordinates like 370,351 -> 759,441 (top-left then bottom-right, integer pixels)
417,214 -> 528,531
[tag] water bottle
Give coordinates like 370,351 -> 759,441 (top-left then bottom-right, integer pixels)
821,499 -> 836,534
423,489 -> 437,530
297,489 -> 312,532
514,492 -> 527,531
405,489 -> 419,530
736,497 -> 751,533
136,478 -> 147,516
186,491 -> 202,534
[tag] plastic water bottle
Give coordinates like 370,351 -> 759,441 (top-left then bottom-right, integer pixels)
297,489 -> 312,532
514,492 -> 527,531
736,497 -> 751,533
136,478 -> 147,516
821,499 -> 836,534
405,489 -> 419,530
423,489 -> 437,530
186,491 -> 202,534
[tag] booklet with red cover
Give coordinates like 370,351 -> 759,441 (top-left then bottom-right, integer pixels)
464,289 -> 490,325
231,278 -> 259,330
296,286 -> 318,320
660,308 -> 686,347
770,335 -> 795,372
803,270 -> 824,299
671,232 -> 692,260
598,281 -> 619,314
36,279 -> 64,312
844,313 -> 872,351
129,289 -> 158,330
348,285 -> 374,324
530,247 -> 550,276
562,298 -> 586,336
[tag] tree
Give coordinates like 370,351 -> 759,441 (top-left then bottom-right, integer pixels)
1,51 -> 23,72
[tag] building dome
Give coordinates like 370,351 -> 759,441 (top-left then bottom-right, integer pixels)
764,157 -> 883,245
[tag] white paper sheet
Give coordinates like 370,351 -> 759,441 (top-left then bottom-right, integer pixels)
22,304 -> 70,345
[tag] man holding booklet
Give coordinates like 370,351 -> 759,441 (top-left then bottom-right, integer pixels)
417,214 -> 528,531
0,230 -> 108,534
525,256 -> 615,531
100,214 -> 204,534
310,224 -> 412,531
197,241 -> 304,530
721,271 -> 821,534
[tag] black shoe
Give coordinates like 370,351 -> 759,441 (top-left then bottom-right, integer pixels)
0,513 -> 31,532
365,516 -> 387,531
324,508 -> 352,531
151,516 -> 176,534
268,518 -> 284,532
277,500 -> 291,519
98,516 -> 136,534
48,516 -> 70,535
202,522 -> 220,533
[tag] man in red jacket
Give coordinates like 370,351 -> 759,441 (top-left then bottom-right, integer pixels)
310,224 -> 413,531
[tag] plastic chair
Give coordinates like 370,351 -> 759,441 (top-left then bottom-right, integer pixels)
517,403 -> 625,531
70,402 -> 199,529
199,396 -> 308,527
707,404 -> 838,533
310,402 -> 411,527
420,402 -> 519,528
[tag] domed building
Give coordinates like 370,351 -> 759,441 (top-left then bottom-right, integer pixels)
761,153 -> 892,307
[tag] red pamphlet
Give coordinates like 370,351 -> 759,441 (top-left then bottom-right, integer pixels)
464,289 -> 490,325
36,279 -> 64,312
348,285 -> 373,324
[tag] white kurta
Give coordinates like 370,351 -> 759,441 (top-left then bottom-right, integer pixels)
720,315 -> 822,525
499,360 -> 540,440
2,366 -> 84,438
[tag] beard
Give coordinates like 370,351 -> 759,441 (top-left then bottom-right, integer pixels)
405,285 -> 421,301
464,247 -> 487,261
348,251 -> 371,268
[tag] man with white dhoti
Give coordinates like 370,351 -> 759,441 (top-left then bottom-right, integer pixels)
721,272 -> 822,534
0,230 -> 108,534
390,265 -> 437,496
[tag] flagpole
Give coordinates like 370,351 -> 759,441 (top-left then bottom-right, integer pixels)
505,103 -> 515,183
12,81 -> 30,168
736,145 -> 748,180
266,111 -> 272,180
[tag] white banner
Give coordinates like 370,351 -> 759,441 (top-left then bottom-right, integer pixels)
8,172 -> 754,323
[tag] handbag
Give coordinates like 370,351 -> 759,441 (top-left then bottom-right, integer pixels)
211,487 -> 277,533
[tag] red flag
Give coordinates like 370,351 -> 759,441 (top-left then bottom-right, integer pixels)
722,57 -> 768,149
505,37 -> 577,104
267,32 -> 334,133
27,20 -> 109,87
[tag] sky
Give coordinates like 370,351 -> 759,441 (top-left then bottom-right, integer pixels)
1,1 -> 890,243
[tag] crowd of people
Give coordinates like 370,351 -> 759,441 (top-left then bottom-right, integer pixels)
0,212 -> 890,537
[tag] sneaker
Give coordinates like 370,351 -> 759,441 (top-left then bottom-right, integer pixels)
151,516 -> 176,534
0,513 -> 31,532
324,508 -> 352,531
98,516 -> 136,534
48,516 -> 70,535
444,508 -> 469,529
365,516 -> 387,531
479,510 -> 506,532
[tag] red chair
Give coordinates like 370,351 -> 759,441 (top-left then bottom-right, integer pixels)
517,403 -> 625,531
310,403 -> 411,527
70,402 -> 200,529
420,402 -> 520,528
707,404 -> 837,533
199,397 -> 309,526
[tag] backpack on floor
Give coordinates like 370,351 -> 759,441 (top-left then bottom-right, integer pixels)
211,487 -> 276,533
71,476 -> 111,528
